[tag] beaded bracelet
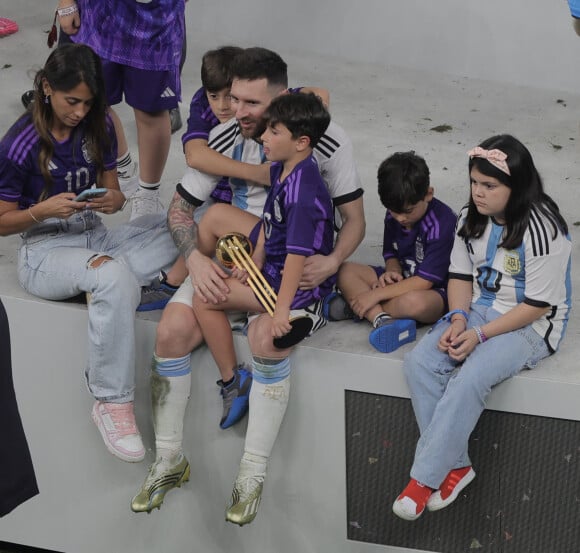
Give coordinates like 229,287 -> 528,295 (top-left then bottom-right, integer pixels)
473,326 -> 488,344
57,4 -> 78,17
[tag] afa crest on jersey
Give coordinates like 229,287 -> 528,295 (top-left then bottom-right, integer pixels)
503,250 -> 521,275
81,139 -> 93,164
415,238 -> 425,263
273,197 -> 282,222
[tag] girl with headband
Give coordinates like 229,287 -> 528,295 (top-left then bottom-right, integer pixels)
392,134 -> 571,520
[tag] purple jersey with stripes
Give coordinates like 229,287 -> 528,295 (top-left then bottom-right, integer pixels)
182,87 -> 220,145
382,197 -> 456,287
181,87 -> 231,204
72,0 -> 185,71
261,156 -> 335,308
0,114 -> 117,208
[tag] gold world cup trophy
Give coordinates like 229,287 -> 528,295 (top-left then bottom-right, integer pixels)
216,233 -> 313,349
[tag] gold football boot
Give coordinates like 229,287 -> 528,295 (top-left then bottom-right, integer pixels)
225,474 -> 265,526
131,455 -> 190,513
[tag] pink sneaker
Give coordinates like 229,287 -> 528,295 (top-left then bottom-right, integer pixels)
0,18 -> 19,38
91,401 -> 145,462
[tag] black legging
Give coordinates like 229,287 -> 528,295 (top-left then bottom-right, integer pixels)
0,298 -> 38,517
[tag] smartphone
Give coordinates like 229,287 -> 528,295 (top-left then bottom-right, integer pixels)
73,188 -> 108,202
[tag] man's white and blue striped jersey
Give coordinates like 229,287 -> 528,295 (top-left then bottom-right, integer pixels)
177,117 -> 363,218
449,207 -> 572,353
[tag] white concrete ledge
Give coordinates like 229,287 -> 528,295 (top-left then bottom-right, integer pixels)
1,288 -> 579,553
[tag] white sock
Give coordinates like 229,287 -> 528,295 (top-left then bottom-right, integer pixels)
138,179 -> 161,191
151,354 -> 191,463
243,372 -> 290,462
116,151 -> 135,178
373,312 -> 391,328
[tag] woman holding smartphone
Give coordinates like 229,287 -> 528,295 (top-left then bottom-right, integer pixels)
0,44 -> 178,463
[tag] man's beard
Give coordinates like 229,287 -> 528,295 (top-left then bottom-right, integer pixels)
239,117 -> 267,141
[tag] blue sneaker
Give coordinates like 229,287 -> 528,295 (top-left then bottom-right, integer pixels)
218,365 -> 253,429
322,291 -> 355,321
369,319 -> 416,353
137,271 -> 177,312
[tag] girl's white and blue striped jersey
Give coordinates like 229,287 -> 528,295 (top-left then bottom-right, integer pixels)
449,206 -> 572,353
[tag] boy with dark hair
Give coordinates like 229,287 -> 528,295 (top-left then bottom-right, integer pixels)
138,46 -> 249,310
190,92 -> 334,526
324,151 -> 456,353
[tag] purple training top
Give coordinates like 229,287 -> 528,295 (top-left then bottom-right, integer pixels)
261,155 -> 335,308
181,87 -> 231,204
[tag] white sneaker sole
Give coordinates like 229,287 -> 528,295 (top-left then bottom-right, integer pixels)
392,496 -> 425,521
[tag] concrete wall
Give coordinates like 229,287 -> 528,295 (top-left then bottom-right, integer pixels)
1,294 -> 579,553
188,0 -> 580,93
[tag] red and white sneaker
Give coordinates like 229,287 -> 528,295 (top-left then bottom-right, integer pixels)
91,401 -> 145,462
392,479 -> 434,521
427,466 -> 475,511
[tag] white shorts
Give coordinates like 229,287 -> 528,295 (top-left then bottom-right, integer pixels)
168,276 -> 248,331
168,275 -> 195,307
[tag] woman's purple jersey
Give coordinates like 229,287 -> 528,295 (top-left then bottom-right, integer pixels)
0,114 -> 117,208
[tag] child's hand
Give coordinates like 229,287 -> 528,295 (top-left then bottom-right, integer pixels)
351,289 -> 381,319
377,271 -> 403,287
447,327 -> 479,361
272,307 -> 292,338
437,319 -> 466,352
231,266 -> 249,284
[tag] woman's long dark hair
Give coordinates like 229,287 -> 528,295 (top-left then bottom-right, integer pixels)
459,134 -> 568,249
31,43 -> 109,200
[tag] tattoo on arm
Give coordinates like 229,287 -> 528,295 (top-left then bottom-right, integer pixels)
167,194 -> 198,258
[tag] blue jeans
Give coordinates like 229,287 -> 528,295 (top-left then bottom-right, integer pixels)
17,211 -> 178,402
403,303 -> 550,489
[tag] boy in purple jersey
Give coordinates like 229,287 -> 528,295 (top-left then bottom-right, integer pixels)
191,93 -> 333,526
57,0 -> 185,220
183,46 -> 245,206
324,151 -> 456,353
137,46 -> 246,310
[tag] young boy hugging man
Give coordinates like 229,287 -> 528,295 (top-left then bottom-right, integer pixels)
191,93 -> 334,525
323,151 -> 456,353
139,45 -> 248,310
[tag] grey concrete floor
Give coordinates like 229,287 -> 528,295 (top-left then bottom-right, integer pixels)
1,1 -> 580,379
